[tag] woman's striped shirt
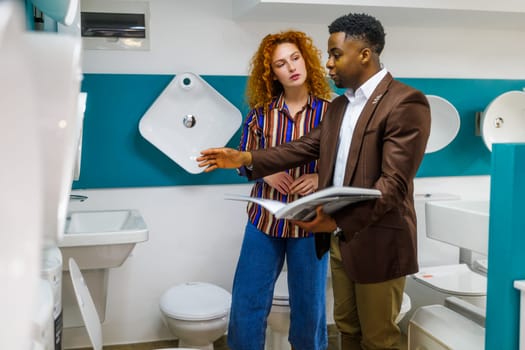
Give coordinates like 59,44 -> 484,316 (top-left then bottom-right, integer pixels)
238,93 -> 330,238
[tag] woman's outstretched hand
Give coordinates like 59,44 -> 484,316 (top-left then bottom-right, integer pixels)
196,147 -> 252,172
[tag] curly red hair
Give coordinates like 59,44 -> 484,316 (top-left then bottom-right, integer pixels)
246,30 -> 332,111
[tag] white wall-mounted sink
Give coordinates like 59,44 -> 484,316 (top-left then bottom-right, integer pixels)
59,209 -> 148,270
59,209 -> 148,328
139,72 -> 242,174
425,95 -> 460,153
480,90 -> 525,151
425,200 -> 489,255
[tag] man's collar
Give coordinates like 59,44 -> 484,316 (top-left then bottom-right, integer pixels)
345,68 -> 388,101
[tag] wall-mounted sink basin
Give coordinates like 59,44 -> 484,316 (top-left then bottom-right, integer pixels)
425,200 -> 489,255
139,72 -> 242,174
425,95 -> 460,153
480,90 -> 525,151
59,209 -> 148,270
59,209 -> 149,328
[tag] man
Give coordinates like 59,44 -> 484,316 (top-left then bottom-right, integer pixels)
197,13 -> 430,350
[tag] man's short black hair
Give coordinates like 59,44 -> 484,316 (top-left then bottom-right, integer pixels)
328,13 -> 385,55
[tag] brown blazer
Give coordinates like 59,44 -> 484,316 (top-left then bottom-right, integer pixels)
249,73 -> 431,283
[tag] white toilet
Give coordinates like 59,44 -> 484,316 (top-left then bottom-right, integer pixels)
409,304 -> 485,349
402,194 -> 488,349
68,257 -> 219,350
266,271 -> 295,350
266,270 -> 334,350
399,194 -> 487,332
159,282 -> 232,350
266,270 -> 411,350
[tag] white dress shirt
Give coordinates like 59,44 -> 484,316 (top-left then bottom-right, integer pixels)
333,68 -> 388,186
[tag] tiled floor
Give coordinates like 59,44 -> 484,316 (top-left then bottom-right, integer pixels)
71,326 -> 408,349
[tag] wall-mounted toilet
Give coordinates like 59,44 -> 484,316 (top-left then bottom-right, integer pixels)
266,270 -> 411,350
159,282 -> 232,350
408,263 -> 486,309
399,194 -> 486,331
266,271 -> 295,350
409,304 -> 485,349
68,257 -> 223,350
266,269 -> 334,350
408,194 -> 487,306
401,193 -> 488,348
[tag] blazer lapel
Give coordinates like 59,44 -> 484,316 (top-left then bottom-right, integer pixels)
343,73 -> 393,185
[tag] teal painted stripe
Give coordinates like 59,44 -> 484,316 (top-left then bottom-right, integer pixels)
485,143 -> 525,349
73,75 -> 525,189
24,0 -> 34,30
403,78 -> 525,177
74,74 -> 250,189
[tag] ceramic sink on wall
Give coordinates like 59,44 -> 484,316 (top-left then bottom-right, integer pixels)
59,209 -> 148,270
425,200 -> 489,255
139,72 -> 242,174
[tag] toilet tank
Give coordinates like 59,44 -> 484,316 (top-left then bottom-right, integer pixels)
414,193 -> 461,267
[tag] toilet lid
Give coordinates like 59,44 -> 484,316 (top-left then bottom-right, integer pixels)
68,258 -> 103,350
160,282 -> 231,321
413,264 -> 486,296
273,272 -> 289,301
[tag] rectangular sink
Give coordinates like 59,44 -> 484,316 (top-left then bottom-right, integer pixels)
58,209 -> 149,270
425,200 -> 489,255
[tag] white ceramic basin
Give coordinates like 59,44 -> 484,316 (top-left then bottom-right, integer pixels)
59,209 -> 148,270
480,90 -> 525,151
425,95 -> 460,153
425,200 -> 489,255
139,72 -> 242,174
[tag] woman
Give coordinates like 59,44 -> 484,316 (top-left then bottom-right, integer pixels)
228,30 -> 332,350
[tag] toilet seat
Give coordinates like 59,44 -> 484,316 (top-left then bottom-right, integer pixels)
413,264 -> 486,296
69,258 -> 203,350
69,258 -> 103,350
160,282 -> 231,321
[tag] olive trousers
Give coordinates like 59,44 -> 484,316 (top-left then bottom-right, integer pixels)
330,237 -> 406,350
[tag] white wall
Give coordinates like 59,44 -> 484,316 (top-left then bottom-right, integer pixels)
82,0 -> 525,78
64,0 -> 511,347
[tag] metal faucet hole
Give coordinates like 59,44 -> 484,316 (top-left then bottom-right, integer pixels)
183,114 -> 196,128
494,117 -> 504,128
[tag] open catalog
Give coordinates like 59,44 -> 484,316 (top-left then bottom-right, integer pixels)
224,186 -> 381,221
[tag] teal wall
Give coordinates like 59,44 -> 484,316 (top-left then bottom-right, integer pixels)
73,75 -> 525,189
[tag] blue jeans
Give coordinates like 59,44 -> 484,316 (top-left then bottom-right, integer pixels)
227,221 -> 329,350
